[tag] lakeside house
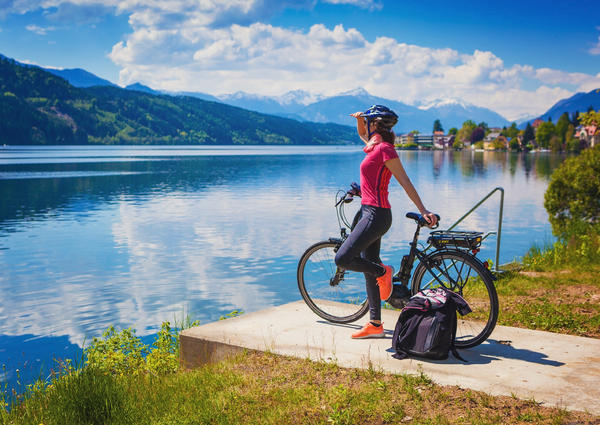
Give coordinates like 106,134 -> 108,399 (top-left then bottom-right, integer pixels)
433,132 -> 454,149
532,118 -> 545,128
484,131 -> 501,142
396,132 -> 454,149
577,125 -> 598,148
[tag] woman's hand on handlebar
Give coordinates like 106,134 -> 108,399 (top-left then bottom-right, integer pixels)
421,210 -> 439,228
348,182 -> 361,197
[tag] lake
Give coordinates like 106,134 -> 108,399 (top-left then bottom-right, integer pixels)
0,145 -> 565,392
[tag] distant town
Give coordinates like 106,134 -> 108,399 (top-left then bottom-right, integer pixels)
396,110 -> 600,152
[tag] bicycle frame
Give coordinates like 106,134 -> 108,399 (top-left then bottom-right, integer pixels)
333,188 -> 494,292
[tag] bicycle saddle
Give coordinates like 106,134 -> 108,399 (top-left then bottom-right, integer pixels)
405,212 -> 441,228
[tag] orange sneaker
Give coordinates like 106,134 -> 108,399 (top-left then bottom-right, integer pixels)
351,322 -> 384,339
377,264 -> 394,301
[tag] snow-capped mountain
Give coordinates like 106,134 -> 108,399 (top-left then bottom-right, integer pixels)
215,89 -> 511,131
277,89 -> 323,106
418,97 -> 510,129
217,91 -> 307,116
513,113 -> 538,126
416,98 -> 471,110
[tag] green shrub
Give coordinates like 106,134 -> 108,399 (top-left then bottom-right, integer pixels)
85,321 -> 180,376
544,146 -> 600,236
566,137 -> 583,152
85,326 -> 148,375
146,321 -> 179,375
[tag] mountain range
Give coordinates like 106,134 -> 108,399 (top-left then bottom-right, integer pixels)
530,89 -> 600,123
33,66 -> 512,132
0,55 -> 356,146
216,88 -> 512,132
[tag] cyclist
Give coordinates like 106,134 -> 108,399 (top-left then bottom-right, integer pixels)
334,104 -> 438,339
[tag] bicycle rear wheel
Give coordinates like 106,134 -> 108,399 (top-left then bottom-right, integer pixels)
297,241 -> 369,323
411,250 -> 498,348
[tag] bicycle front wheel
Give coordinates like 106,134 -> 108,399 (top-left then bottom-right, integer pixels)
411,250 -> 499,348
297,241 -> 369,323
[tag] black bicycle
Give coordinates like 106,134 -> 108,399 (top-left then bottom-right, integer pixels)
297,185 -> 499,348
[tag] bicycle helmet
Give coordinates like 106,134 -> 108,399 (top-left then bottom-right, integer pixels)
361,104 -> 398,140
361,104 -> 398,129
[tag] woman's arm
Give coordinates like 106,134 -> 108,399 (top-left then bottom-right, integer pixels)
350,112 -> 369,144
384,157 -> 438,226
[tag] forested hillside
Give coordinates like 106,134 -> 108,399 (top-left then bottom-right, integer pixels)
0,56 -> 356,145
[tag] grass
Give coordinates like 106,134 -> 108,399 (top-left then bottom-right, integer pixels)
3,351 -> 598,425
494,266 -> 600,338
3,234 -> 600,424
493,230 -> 600,338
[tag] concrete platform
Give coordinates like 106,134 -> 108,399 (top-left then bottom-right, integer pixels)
180,301 -> 600,415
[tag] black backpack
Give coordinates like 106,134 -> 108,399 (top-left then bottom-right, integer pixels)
391,288 -> 471,361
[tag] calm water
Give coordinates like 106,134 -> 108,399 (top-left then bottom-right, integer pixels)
0,145 -> 565,391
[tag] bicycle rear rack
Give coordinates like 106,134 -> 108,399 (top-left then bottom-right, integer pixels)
428,187 -> 505,272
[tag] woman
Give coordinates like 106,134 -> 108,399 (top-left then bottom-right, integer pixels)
334,104 -> 438,339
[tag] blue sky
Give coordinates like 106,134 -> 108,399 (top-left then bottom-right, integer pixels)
0,0 -> 599,120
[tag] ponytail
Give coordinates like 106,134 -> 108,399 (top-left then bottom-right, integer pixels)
374,121 -> 396,144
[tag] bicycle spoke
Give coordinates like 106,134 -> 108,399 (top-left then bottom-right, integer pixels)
447,258 -> 463,289
461,265 -> 473,292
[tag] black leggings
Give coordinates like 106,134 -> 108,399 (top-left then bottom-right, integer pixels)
334,205 -> 392,321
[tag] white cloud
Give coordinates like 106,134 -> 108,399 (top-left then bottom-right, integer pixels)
6,0 -> 600,118
25,24 -> 55,35
107,12 -> 600,120
323,0 -> 383,11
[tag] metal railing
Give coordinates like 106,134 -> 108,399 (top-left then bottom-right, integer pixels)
433,187 -> 505,272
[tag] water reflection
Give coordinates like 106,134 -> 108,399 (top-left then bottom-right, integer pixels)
0,147 -> 565,393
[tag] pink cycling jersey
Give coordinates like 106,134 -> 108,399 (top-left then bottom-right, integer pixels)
359,135 -> 399,208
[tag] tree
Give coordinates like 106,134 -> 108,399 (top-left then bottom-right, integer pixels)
477,122 -> 489,132
579,110 -> 600,126
544,146 -> 600,236
555,112 -> 570,142
448,127 -> 458,135
501,122 -> 519,139
470,127 -> 485,143
523,122 -> 535,144
433,119 -> 444,133
566,124 -> 581,152
571,111 -> 580,126
456,120 -> 476,143
549,135 -> 562,152
535,121 -> 556,148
